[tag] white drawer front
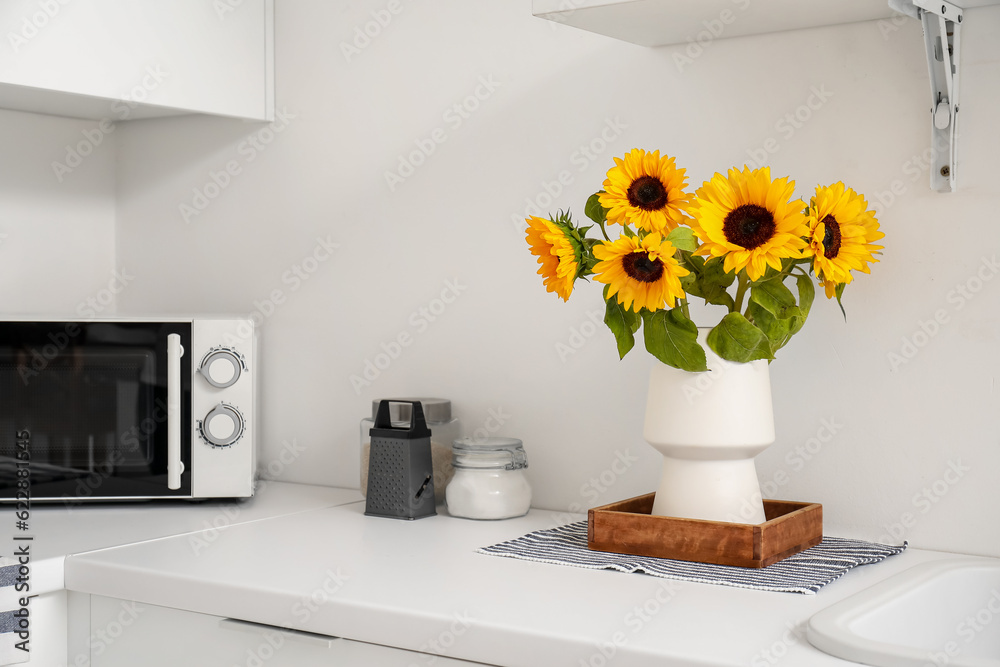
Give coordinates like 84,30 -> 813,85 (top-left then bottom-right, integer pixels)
89,595 -> 490,667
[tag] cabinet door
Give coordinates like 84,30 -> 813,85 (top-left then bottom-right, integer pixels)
88,596 -> 493,667
0,0 -> 273,121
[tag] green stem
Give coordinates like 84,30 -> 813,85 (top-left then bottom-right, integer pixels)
680,297 -> 691,320
733,273 -> 750,313
596,219 -> 611,242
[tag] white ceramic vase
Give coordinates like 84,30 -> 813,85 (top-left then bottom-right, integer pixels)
643,329 -> 775,525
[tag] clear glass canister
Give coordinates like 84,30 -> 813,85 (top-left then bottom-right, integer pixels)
446,437 -> 531,520
360,398 -> 460,504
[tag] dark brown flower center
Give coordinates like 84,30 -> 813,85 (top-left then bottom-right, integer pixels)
622,252 -> 664,283
722,204 -> 776,250
821,215 -> 842,259
626,176 -> 669,211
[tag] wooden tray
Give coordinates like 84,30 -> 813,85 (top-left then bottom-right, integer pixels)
587,493 -> 822,568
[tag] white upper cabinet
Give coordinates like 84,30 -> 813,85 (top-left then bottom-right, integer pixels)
0,0 -> 273,121
532,0 -> 998,47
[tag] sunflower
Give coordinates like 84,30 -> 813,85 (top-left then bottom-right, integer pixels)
598,149 -> 693,234
688,166 -> 809,281
592,233 -> 689,312
806,183 -> 884,298
525,215 -> 581,302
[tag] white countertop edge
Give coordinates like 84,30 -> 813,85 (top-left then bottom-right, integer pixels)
63,499 -> 997,667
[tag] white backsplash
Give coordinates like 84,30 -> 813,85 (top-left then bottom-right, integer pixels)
6,1 -> 998,556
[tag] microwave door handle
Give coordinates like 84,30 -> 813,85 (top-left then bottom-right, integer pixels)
167,334 -> 186,490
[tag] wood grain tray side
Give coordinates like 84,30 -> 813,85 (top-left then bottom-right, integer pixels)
587,493 -> 823,568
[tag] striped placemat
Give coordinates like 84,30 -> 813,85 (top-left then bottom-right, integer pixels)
478,521 -> 906,594
0,558 -> 29,665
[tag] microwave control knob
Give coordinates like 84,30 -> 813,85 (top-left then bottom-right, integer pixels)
199,348 -> 245,388
199,403 -> 245,448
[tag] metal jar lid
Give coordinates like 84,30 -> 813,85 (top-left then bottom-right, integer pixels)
370,397 -> 452,424
451,437 -> 528,471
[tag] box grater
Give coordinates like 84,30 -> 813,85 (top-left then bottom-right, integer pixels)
364,400 -> 436,520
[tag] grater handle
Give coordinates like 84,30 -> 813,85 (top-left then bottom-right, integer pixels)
372,400 -> 431,437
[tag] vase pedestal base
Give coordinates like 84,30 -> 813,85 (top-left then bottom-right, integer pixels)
587,493 -> 823,568
651,455 -> 766,524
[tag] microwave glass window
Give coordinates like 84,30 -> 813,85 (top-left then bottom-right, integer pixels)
0,321 -> 192,499
0,351 -> 156,481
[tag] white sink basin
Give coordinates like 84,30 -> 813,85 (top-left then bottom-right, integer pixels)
808,559 -> 1000,666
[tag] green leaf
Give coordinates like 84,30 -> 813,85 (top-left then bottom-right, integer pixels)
835,283 -> 847,321
585,193 -> 608,225
747,301 -> 793,354
795,272 -> 815,320
641,308 -> 707,372
788,271 -> 815,336
603,286 -> 640,359
749,277 -> 801,320
666,227 -> 698,252
707,312 -> 774,363
681,256 -> 736,309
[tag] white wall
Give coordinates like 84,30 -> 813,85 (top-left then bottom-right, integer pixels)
112,2 -> 1000,556
0,108 -> 116,314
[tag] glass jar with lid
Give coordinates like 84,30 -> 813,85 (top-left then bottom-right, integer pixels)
446,437 -> 531,520
360,398 -> 460,504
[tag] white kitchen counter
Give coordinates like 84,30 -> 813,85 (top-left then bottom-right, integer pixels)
2,481 -> 362,597
63,499 -> 992,667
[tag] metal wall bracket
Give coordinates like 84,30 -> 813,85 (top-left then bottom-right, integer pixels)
888,0 -> 963,192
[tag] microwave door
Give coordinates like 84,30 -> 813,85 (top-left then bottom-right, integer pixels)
0,321 -> 193,500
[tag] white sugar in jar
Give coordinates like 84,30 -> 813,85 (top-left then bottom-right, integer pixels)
446,437 -> 531,520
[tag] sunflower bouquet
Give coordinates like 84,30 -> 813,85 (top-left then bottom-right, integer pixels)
524,149 -> 884,372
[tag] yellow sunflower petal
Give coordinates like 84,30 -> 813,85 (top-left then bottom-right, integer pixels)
599,149 -> 693,234
806,183 -> 883,297
592,233 -> 688,312
689,166 -> 807,279
524,216 -> 580,302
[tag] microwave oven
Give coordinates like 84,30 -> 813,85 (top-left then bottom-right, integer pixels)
0,318 -> 256,502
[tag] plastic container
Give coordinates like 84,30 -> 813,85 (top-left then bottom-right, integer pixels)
446,437 -> 531,520
360,398 -> 460,504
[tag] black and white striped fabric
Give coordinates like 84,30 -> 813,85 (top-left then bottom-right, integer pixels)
0,557 -> 29,664
478,521 -> 906,595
